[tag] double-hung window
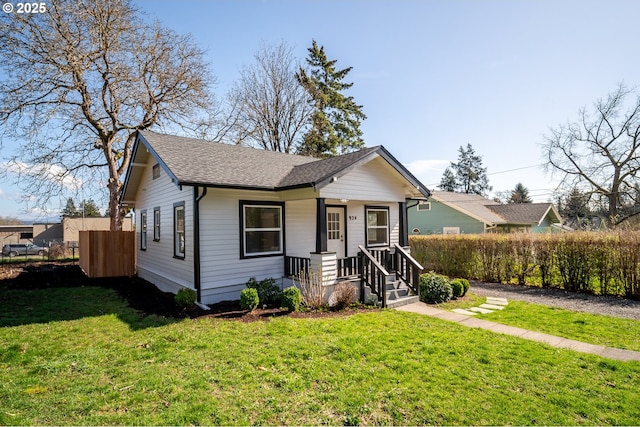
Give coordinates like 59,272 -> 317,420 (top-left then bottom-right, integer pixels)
140,210 -> 147,250
174,202 -> 185,259
366,207 -> 389,247
241,201 -> 284,258
153,207 -> 161,241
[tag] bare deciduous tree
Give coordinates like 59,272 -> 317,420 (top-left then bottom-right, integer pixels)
227,41 -> 312,153
0,0 -> 217,230
543,83 -> 640,227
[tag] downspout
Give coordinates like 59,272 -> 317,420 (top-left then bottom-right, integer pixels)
193,186 -> 209,310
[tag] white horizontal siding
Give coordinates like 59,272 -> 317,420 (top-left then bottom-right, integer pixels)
320,156 -> 408,202
285,199 -> 316,257
343,201 -> 400,255
134,160 -> 194,292
198,189 -> 286,304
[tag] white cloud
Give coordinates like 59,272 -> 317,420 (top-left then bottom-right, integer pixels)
404,159 -> 451,189
405,159 -> 450,175
1,161 -> 82,191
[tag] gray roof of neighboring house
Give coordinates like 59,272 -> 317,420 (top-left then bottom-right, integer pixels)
487,203 -> 560,225
430,191 -> 505,224
430,191 -> 561,226
121,130 -> 430,202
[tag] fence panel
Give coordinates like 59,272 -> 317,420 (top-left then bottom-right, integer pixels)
79,231 -> 135,278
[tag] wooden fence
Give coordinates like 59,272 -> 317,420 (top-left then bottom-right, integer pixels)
79,231 -> 135,278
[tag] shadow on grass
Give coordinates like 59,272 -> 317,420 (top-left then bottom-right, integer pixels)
0,265 -> 196,330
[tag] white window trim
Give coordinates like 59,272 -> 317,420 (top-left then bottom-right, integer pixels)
366,207 -> 389,247
140,211 -> 147,250
241,202 -> 284,258
153,207 -> 160,241
443,226 -> 460,235
417,201 -> 431,211
174,202 -> 185,259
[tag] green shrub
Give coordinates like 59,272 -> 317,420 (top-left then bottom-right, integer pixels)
281,286 -> 301,311
461,278 -> 470,295
451,278 -> 470,296
240,288 -> 259,311
175,288 -> 196,308
450,279 -> 464,299
419,272 -> 452,304
246,277 -> 281,306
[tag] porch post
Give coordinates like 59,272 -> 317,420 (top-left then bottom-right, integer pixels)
398,201 -> 408,247
316,198 -> 327,253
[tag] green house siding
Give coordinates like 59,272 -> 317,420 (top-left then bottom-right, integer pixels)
408,200 -> 485,235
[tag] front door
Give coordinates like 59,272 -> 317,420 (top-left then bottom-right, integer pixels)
327,207 -> 345,258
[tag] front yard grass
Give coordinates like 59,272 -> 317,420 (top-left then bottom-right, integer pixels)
475,299 -> 640,352
1,285 -> 639,425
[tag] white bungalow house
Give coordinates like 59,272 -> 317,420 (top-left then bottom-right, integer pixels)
120,131 -> 430,307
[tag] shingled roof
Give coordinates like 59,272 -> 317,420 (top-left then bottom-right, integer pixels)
487,203 -> 561,226
121,130 -> 429,202
430,191 -> 561,226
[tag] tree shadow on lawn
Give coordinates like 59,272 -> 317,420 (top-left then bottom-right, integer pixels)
0,264 -> 207,330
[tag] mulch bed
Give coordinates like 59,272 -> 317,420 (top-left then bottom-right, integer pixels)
0,262 -> 379,322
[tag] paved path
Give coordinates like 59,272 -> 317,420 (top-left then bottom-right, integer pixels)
396,301 -> 640,362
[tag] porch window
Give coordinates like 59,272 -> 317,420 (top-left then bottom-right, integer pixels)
153,207 -> 160,241
140,210 -> 147,250
241,201 -> 284,258
174,202 -> 185,259
366,207 -> 389,246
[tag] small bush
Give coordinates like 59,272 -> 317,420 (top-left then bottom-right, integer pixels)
294,269 -> 325,310
451,278 -> 470,297
461,278 -> 470,295
332,282 -> 356,310
450,280 -> 464,299
246,277 -> 281,306
419,272 -> 452,304
281,286 -> 301,311
240,288 -> 259,311
175,288 -> 196,308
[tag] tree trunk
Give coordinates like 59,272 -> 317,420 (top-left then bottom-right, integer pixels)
108,177 -> 124,231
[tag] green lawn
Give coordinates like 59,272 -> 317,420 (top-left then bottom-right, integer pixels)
475,299 -> 640,352
1,285 -> 639,425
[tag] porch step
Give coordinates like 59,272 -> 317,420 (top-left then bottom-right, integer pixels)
386,295 -> 419,309
385,279 -> 417,308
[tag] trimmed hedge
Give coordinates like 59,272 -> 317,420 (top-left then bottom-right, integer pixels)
410,232 -> 640,298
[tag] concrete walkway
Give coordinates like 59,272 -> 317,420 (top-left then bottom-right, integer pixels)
396,302 -> 640,362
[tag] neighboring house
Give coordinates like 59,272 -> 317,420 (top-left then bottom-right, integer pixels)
408,191 -> 562,235
120,130 -> 430,306
1,218 -> 133,248
0,225 -> 35,245
62,217 -> 133,245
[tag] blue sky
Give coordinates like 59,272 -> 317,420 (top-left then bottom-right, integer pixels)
2,0 -> 640,220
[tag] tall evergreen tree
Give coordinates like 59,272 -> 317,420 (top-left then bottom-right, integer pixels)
296,40 -> 366,157
61,198 -> 80,218
509,182 -> 532,203
79,199 -> 102,217
439,168 -> 456,191
442,144 -> 492,195
558,189 -> 592,219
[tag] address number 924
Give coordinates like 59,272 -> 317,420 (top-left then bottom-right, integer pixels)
16,2 -> 47,13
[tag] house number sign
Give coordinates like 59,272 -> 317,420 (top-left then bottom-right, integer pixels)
348,215 -> 357,221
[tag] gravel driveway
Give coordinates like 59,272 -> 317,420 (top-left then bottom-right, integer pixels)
470,281 -> 640,320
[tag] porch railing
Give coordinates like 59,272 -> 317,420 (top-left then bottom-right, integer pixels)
337,255 -> 359,278
358,245 -> 389,307
392,243 -> 423,296
284,256 -> 310,277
